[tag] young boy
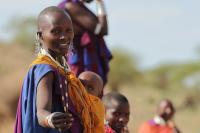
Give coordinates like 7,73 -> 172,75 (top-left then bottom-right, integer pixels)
78,71 -> 103,98
15,6 -> 103,133
102,92 -> 130,133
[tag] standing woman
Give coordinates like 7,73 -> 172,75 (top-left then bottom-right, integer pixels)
58,0 -> 112,91
14,6 -> 104,133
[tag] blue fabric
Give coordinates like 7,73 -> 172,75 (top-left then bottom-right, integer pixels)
21,64 -> 62,133
15,63 -> 83,133
16,64 -> 65,133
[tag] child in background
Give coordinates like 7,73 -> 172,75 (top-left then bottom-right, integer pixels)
102,92 -> 130,133
138,99 -> 181,133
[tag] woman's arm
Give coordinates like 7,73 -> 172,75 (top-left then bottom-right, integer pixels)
36,72 -> 73,131
36,72 -> 54,127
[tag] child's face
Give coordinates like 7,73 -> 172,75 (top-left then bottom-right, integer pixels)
106,101 -> 130,133
158,101 -> 175,121
79,72 -> 103,97
39,12 -> 74,56
80,77 -> 102,97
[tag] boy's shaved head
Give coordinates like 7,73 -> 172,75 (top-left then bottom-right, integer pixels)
37,6 -> 71,31
102,92 -> 129,108
79,71 -> 103,87
79,71 -> 103,97
103,92 -> 130,132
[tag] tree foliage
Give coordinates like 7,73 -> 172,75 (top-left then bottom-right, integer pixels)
7,16 -> 37,51
108,48 -> 140,91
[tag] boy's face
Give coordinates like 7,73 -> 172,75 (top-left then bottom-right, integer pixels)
158,101 -> 175,121
39,12 -> 74,56
105,100 -> 130,133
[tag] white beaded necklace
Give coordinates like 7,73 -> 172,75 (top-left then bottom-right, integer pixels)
39,48 -> 70,72
39,48 -> 70,124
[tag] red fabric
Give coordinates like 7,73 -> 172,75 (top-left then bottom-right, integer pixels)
105,125 -> 116,133
138,122 -> 173,133
81,32 -> 91,46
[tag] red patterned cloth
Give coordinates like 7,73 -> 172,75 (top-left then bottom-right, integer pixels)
105,125 -> 116,133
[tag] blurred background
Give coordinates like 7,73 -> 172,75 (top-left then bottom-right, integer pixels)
0,0 -> 200,132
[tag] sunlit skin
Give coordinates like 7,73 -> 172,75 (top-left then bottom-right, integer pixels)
78,71 -> 103,98
105,99 -> 130,133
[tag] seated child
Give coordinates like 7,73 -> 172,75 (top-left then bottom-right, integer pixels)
102,92 -> 130,133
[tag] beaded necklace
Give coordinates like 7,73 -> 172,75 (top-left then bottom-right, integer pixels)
39,48 -> 70,72
39,48 -> 70,114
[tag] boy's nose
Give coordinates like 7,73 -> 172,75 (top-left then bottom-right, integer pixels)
60,35 -> 65,40
119,116 -> 127,122
166,107 -> 172,114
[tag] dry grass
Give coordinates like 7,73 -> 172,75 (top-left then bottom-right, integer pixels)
0,44 -> 34,132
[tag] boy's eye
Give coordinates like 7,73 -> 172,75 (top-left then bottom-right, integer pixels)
66,29 -> 73,33
114,112 -> 120,117
51,29 -> 60,34
125,113 -> 130,117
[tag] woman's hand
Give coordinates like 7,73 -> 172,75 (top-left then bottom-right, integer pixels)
50,112 -> 74,132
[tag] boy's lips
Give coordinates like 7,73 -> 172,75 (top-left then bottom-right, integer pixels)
115,123 -> 126,129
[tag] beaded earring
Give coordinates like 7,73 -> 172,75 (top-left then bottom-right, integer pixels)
35,33 -> 42,55
68,41 -> 76,56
